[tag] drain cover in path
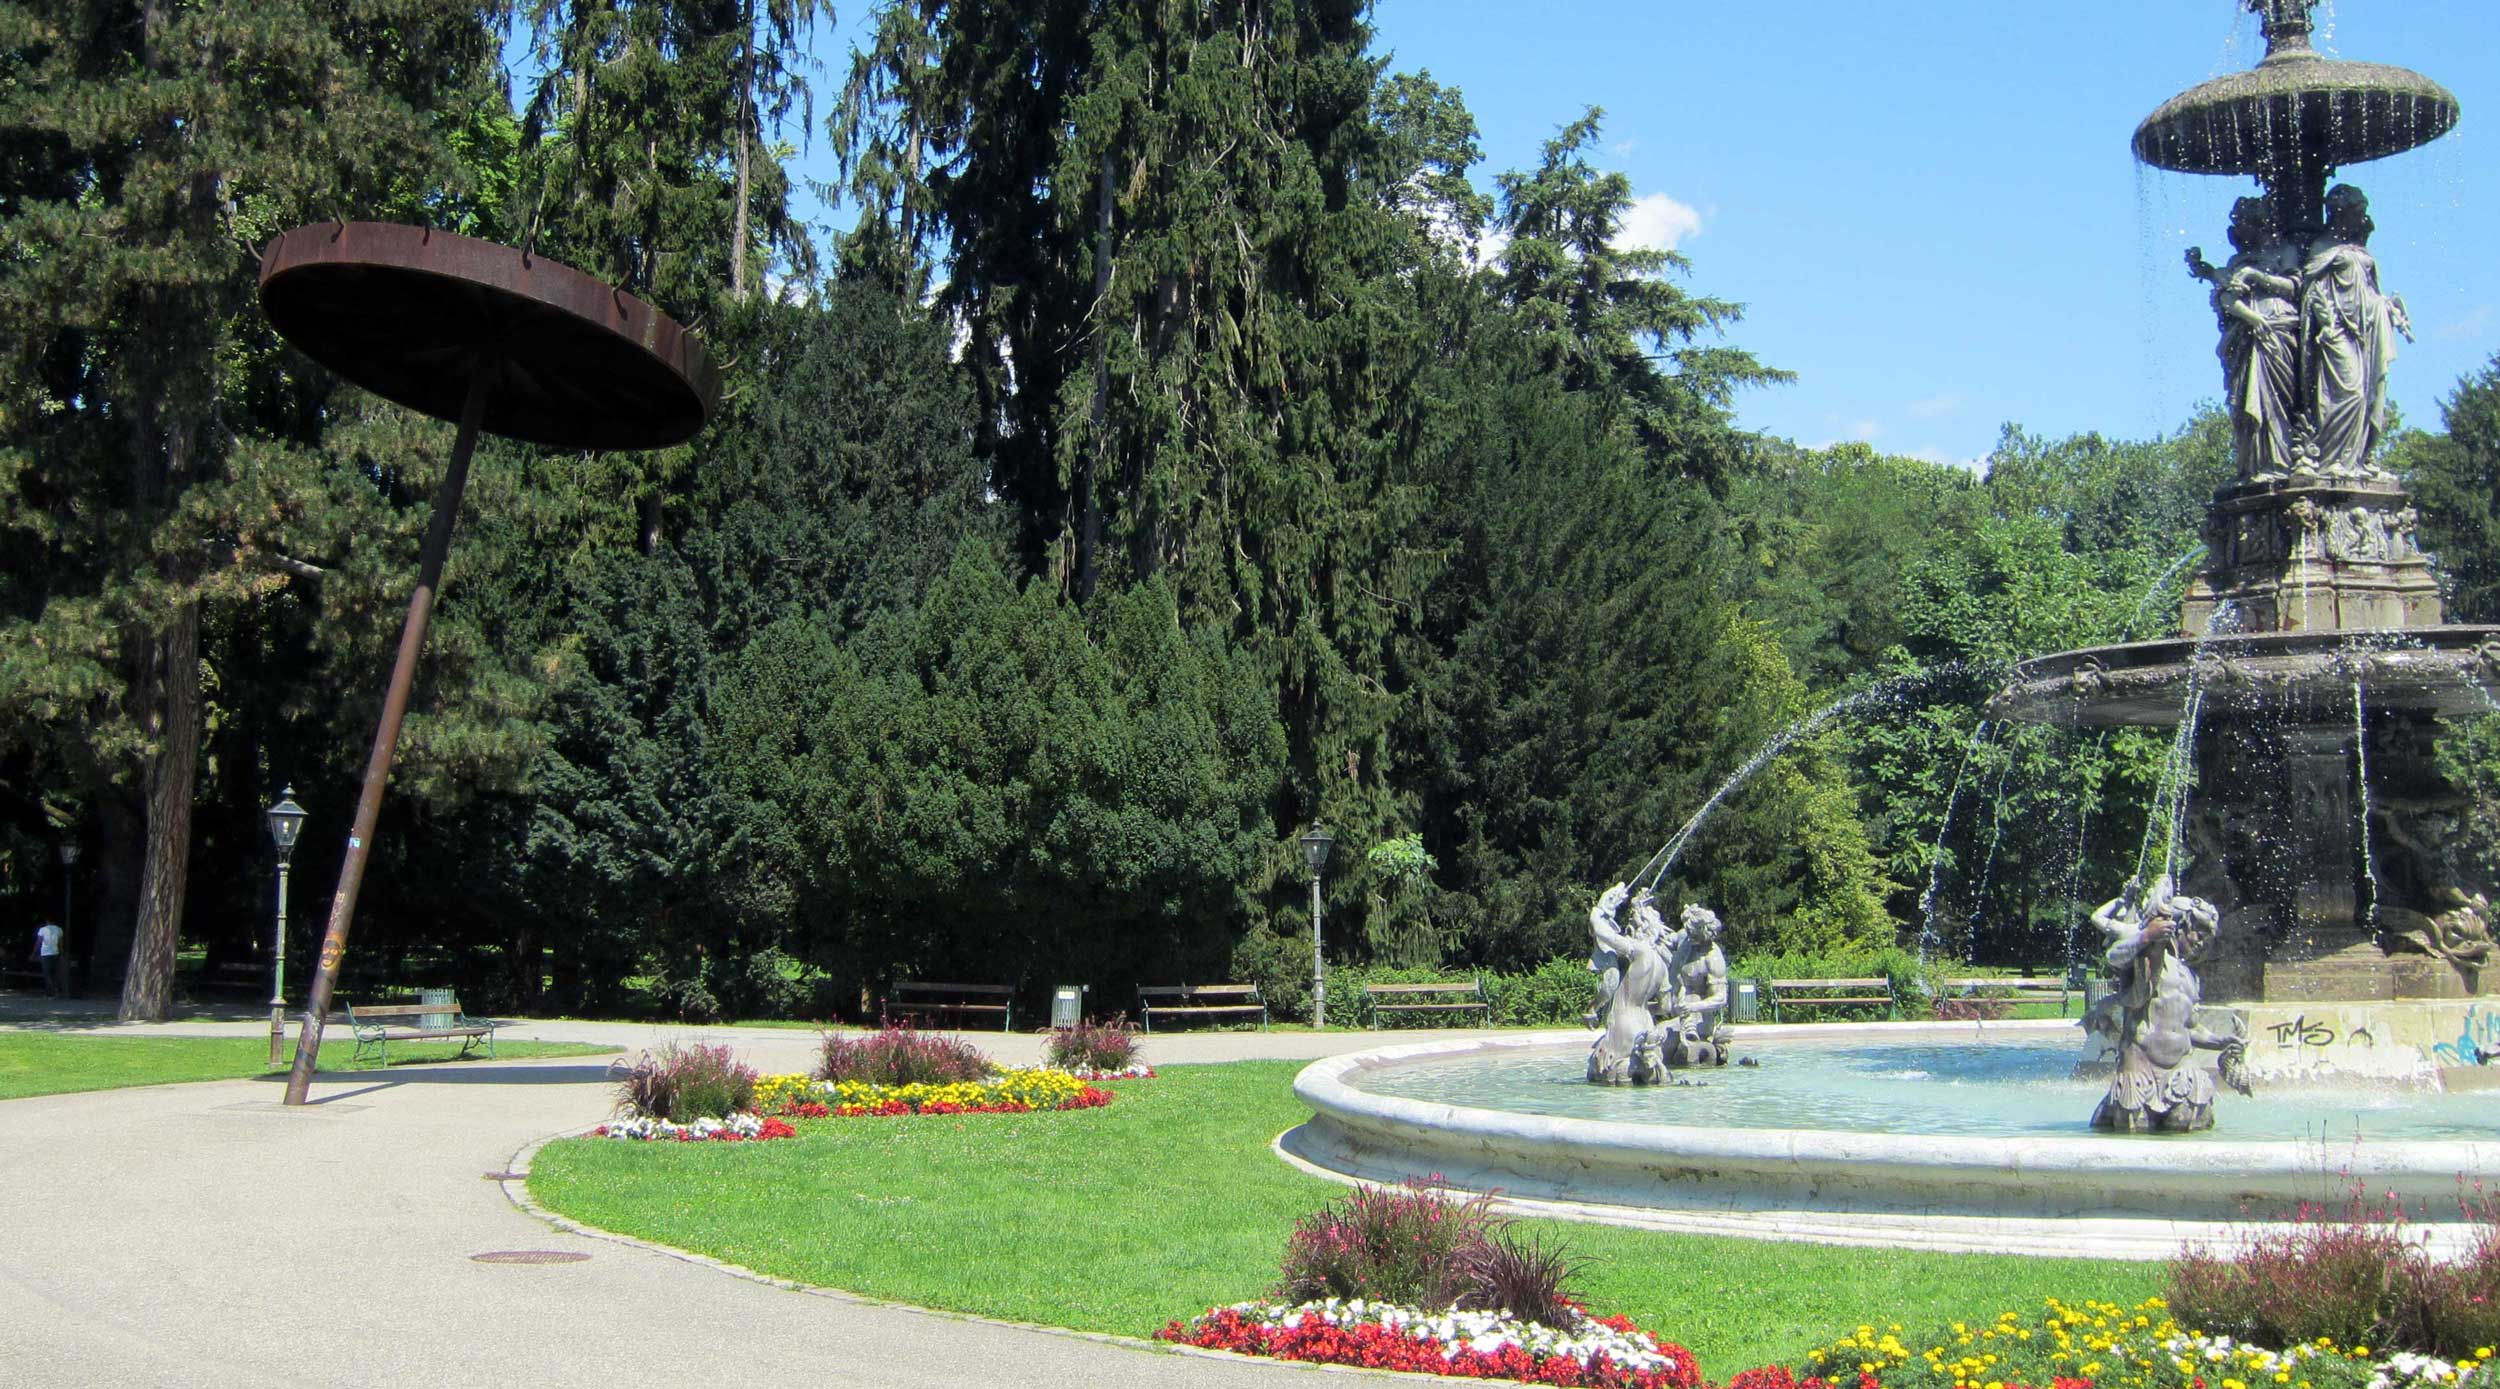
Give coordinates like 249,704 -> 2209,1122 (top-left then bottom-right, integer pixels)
471,1250 -> 590,1265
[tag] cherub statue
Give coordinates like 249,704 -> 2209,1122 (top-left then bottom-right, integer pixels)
1585,883 -> 1672,1086
1659,904 -> 1731,1067
2083,876 -> 2250,1133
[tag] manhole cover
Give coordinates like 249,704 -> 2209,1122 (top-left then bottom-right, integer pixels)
470,1250 -> 589,1265
481,1171 -> 527,1181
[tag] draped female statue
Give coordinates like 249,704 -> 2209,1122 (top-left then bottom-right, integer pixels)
2296,186 -> 2411,478
2187,197 -> 2302,481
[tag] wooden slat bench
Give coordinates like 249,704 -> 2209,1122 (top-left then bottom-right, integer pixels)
1137,983 -> 1266,1032
345,998 -> 497,1066
883,980 -> 1015,1032
1364,979 -> 1490,1028
1935,976 -> 2071,1015
1757,976 -> 1898,1022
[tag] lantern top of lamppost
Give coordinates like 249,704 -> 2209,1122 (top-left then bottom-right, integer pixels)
265,787 -> 308,861
57,840 -> 78,866
256,222 -> 721,452
1298,824 -> 1335,877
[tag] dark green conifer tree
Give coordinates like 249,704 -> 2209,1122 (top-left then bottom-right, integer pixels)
0,0 -> 501,1017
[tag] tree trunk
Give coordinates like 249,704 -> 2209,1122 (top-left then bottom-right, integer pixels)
732,0 -> 753,302
511,924 -> 544,1013
1079,147 -> 1115,603
120,598 -> 201,1021
85,794 -> 147,995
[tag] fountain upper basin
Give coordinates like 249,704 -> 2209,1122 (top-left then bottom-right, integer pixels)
1986,626 -> 2500,728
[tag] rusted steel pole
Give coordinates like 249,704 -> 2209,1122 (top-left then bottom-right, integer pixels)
284,373 -> 491,1105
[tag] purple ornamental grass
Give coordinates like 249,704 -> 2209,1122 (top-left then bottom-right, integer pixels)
1044,1015 -> 1141,1072
609,1041 -> 758,1122
2165,1182 -> 2500,1359
816,1025 -> 993,1086
1276,1178 -> 1534,1313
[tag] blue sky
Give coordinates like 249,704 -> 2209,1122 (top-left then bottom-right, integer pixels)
556,0 -> 2500,471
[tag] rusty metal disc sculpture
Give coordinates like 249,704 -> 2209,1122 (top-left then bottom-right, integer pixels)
258,223 -> 719,1104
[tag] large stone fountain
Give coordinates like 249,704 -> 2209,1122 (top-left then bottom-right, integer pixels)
1994,2 -> 2496,1064
1278,2 -> 2498,1259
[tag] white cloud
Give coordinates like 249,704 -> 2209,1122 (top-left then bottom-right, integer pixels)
1616,192 -> 1705,254
1468,226 -> 1512,272
1908,445 -> 1990,474
1906,391 -> 1967,421
1850,418 -> 1883,442
2437,304 -> 2493,341
1610,138 -> 1640,158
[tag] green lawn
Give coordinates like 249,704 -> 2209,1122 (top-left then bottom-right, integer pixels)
527,1060 -> 2157,1373
0,1033 -> 618,1101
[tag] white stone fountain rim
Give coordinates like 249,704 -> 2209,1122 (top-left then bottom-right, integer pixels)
1283,1026 -> 2500,1260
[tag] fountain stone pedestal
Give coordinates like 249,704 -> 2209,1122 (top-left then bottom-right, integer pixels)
2182,478 -> 2443,636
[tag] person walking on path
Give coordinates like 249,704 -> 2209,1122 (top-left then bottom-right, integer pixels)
32,920 -> 66,997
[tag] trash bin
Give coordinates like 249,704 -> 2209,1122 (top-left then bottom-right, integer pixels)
1050,985 -> 1086,1029
419,987 -> 455,1031
1732,978 -> 1759,1023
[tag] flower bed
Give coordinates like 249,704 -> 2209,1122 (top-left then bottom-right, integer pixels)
593,1112 -> 797,1143
754,1067 -> 1113,1118
1159,1298 -> 1698,1388
1802,1299 -> 2496,1389
1065,1063 -> 1154,1080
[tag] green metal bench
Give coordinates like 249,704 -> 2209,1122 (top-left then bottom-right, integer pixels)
345,997 -> 498,1066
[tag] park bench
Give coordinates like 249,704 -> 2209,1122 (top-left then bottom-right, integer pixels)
882,980 -> 1016,1032
1364,979 -> 1490,1028
1137,983 -> 1266,1032
1756,976 -> 1898,1023
1935,975 -> 2072,1016
186,959 -> 266,998
344,996 -> 498,1066
3,959 -> 81,993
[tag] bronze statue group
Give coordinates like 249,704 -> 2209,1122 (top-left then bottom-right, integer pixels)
2189,185 -> 2411,484
1584,883 -> 1731,1086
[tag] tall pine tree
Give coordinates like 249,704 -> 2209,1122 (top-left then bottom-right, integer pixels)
0,0 -> 501,1017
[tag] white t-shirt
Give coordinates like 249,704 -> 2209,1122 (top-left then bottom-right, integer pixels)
34,924 -> 62,958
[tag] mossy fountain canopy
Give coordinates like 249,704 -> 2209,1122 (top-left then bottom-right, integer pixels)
2133,1 -> 2456,196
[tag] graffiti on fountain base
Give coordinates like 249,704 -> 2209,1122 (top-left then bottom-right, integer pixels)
2427,1003 -> 2499,1068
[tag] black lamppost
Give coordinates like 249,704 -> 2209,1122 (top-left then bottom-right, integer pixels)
1299,825 -> 1334,1028
56,840 -> 77,997
56,839 -> 77,925
264,788 -> 308,1067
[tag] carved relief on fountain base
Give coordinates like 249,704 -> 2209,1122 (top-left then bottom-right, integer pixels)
2182,479 -> 2445,637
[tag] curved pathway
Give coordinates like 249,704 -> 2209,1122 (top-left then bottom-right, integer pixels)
0,1008 -> 1491,1387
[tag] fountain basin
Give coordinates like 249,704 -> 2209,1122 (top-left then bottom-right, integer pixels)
1986,626 -> 2500,727
1282,1027 -> 2500,1259
2134,57 -> 2458,179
